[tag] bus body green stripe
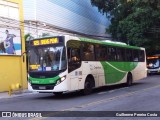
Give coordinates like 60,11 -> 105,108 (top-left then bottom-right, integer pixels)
29,76 -> 60,84
100,62 -> 138,84
79,37 -> 141,49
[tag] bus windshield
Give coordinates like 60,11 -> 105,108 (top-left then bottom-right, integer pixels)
29,45 -> 67,72
147,58 -> 160,68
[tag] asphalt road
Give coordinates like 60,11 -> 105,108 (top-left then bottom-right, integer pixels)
0,75 -> 160,120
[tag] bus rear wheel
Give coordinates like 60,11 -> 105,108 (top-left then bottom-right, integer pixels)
82,77 -> 94,95
126,73 -> 133,86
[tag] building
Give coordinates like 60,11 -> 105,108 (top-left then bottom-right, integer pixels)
23,0 -> 110,39
0,0 -> 110,92
0,0 -> 27,92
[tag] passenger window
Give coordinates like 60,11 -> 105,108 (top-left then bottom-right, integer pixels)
133,50 -> 139,62
117,48 -> 125,61
139,50 -> 145,62
68,48 -> 80,63
126,49 -> 133,62
67,40 -> 81,73
95,45 -> 107,61
107,47 -> 117,61
82,43 -> 95,61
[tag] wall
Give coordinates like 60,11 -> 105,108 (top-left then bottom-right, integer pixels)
0,0 -> 27,92
23,0 -> 110,37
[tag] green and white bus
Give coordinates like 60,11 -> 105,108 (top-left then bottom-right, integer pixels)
28,35 -> 147,95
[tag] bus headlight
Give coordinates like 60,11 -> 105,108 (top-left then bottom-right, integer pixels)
56,76 -> 66,86
61,76 -> 66,81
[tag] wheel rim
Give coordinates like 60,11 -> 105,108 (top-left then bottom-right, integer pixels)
84,80 -> 92,94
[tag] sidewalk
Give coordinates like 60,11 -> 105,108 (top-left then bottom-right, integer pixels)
0,89 -> 36,99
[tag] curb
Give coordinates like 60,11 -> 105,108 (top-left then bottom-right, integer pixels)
0,90 -> 37,99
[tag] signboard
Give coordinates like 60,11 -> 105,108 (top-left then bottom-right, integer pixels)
147,56 -> 159,59
32,38 -> 59,46
0,28 -> 21,55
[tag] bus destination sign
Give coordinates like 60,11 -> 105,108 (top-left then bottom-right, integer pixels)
32,38 -> 59,46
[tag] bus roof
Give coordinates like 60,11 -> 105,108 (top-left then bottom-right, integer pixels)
30,35 -> 144,50
79,37 -> 143,50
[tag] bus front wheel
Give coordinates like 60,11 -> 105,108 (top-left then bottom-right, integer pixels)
82,77 -> 94,95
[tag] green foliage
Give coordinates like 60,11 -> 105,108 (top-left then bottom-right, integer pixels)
24,33 -> 34,41
91,0 -> 160,55
24,33 -> 34,51
24,33 -> 31,41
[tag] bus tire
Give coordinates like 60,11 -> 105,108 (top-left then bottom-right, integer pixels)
126,73 -> 133,86
82,76 -> 94,95
53,92 -> 63,96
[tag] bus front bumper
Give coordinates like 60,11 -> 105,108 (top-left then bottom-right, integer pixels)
28,79 -> 68,92
147,68 -> 160,74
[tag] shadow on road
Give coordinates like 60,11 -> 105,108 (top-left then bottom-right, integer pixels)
34,82 -> 145,100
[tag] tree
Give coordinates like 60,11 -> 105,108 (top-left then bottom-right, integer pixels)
91,0 -> 160,55
24,33 -> 34,52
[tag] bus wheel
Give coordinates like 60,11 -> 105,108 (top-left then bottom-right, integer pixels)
53,92 -> 63,96
126,73 -> 133,86
82,77 -> 94,95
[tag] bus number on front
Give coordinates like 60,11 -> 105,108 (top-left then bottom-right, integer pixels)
33,41 -> 40,46
33,38 -> 59,46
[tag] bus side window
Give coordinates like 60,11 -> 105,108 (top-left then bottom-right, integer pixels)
82,43 -> 95,61
67,40 -> 81,73
133,50 -> 139,62
117,48 -> 125,61
70,49 -> 80,62
95,45 -> 107,61
139,50 -> 145,62
126,49 -> 133,62
108,47 -> 116,61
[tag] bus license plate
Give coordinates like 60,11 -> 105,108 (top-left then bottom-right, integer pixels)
39,86 -> 46,90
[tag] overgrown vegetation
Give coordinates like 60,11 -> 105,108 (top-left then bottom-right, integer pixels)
91,0 -> 160,55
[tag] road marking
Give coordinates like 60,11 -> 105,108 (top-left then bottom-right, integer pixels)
63,85 -> 160,111
29,84 -> 160,120
0,92 -> 37,100
98,87 -> 128,94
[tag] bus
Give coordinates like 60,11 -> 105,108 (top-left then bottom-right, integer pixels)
147,55 -> 160,74
27,35 -> 147,95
